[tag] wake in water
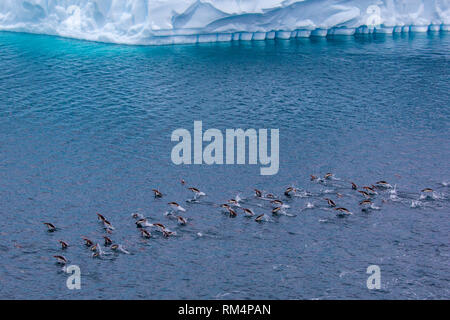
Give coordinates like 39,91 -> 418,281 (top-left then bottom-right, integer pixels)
43,171 -> 449,270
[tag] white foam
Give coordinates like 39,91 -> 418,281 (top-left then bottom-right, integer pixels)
0,0 -> 448,45
411,200 -> 423,208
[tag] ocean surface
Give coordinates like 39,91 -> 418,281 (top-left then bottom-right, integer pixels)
0,31 -> 449,299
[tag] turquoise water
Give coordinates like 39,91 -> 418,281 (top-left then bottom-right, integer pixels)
0,31 -> 449,299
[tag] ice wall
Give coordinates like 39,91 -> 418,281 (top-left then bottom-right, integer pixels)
0,0 -> 448,45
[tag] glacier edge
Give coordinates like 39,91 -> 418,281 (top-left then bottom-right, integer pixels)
0,0 -> 448,45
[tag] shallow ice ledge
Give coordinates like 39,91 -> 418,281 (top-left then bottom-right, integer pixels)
0,0 -> 449,45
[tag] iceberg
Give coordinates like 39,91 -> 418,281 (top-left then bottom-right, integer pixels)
0,0 -> 449,45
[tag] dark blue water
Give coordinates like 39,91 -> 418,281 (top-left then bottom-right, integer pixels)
0,31 -> 449,299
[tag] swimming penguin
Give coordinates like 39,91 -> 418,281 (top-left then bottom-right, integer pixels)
220,204 -> 231,212
334,207 -> 352,217
82,237 -> 94,247
188,187 -> 206,200
103,236 -> 112,246
270,199 -> 284,206
351,182 -> 358,190
140,229 -> 152,239
102,219 -> 115,231
227,207 -> 237,217
162,230 -> 176,238
255,214 -> 271,222
360,199 -> 372,206
270,199 -> 290,209
156,224 -> 176,236
177,216 -> 187,225
359,199 -> 378,212
152,223 -> 166,230
363,186 -> 377,195
241,208 -> 255,216
91,243 -> 107,257
53,255 -> 67,265
152,189 -> 163,198
135,218 -> 153,228
43,222 -> 56,232
59,240 -> 68,249
228,194 -> 243,206
254,189 -> 262,198
284,187 -> 295,197
324,198 -> 336,207
419,188 -> 435,200
227,199 -> 241,207
111,244 -> 130,254
324,173 -> 333,180
97,213 -> 106,222
272,207 -> 282,214
375,181 -> 392,189
168,202 -> 186,212
358,190 -> 371,198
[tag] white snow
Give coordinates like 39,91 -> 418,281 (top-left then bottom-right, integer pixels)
0,0 -> 448,45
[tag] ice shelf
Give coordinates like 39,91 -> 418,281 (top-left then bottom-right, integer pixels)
0,0 -> 448,45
